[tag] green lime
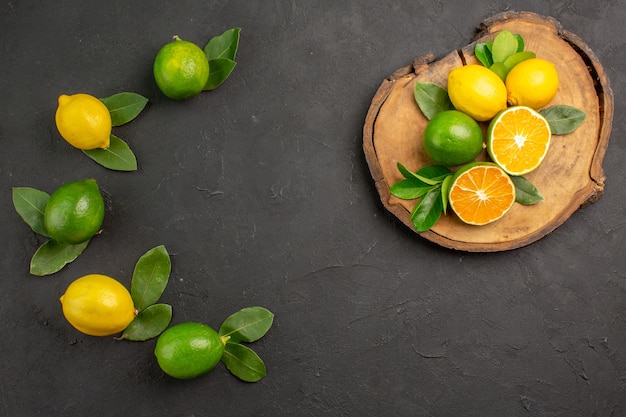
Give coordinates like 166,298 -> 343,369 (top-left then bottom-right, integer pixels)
153,36 -> 210,100
423,110 -> 484,167
43,178 -> 104,244
154,322 -> 225,379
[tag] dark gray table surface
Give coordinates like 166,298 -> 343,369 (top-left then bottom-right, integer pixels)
1,1 -> 625,416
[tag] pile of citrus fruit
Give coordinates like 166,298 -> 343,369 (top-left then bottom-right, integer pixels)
393,29 -> 586,230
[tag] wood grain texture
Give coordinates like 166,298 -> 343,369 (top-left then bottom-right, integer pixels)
363,11 -> 614,252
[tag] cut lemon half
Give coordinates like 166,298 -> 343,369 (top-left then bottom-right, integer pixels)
449,162 -> 516,226
487,106 -> 552,175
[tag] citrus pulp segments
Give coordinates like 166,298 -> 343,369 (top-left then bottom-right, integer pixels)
449,164 -> 516,226
487,106 -> 552,176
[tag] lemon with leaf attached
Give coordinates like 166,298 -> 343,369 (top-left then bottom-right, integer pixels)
55,93 -> 111,150
60,274 -> 137,337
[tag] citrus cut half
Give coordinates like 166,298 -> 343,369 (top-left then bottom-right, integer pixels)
449,162 -> 516,226
487,106 -> 552,176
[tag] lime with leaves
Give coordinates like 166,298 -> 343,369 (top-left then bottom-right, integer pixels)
43,178 -> 104,244
153,36 -> 210,100
154,322 -> 226,379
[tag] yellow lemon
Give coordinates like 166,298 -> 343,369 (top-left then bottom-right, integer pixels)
447,64 -> 508,122
60,274 -> 137,337
505,58 -> 559,109
55,93 -> 112,150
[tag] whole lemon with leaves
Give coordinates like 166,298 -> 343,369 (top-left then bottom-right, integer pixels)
60,274 -> 137,337
55,93 -> 111,150
505,58 -> 559,109
447,64 -> 508,122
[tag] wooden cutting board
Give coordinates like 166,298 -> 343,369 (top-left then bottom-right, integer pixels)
363,11 -> 614,252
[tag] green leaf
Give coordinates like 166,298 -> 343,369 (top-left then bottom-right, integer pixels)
511,176 -> 544,205
119,303 -> 172,341
491,30 -> 518,63
204,27 -> 241,61
440,174 -> 454,215
390,179 -> 432,200
413,82 -> 452,120
491,51 -> 535,81
130,245 -> 171,312
221,342 -> 267,382
219,306 -> 274,343
416,165 -> 452,182
410,186 -> 443,232
83,134 -> 137,171
540,105 -> 587,135
30,239 -> 90,276
100,92 -> 148,126
474,43 -> 493,68
396,162 -> 447,186
503,51 -> 536,72
12,187 -> 50,237
489,62 -> 508,82
203,58 -> 237,91
514,34 -> 525,52
397,162 -> 423,181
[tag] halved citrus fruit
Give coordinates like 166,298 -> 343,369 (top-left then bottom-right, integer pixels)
487,106 -> 552,175
449,162 -> 516,226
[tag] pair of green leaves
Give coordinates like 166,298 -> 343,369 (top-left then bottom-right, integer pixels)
84,92 -> 148,172
218,306 -> 274,382
474,30 -> 536,81
12,186 -> 90,276
203,28 -> 241,91
390,164 -> 453,232
119,245 -> 173,342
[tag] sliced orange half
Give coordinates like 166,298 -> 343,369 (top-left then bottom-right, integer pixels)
487,106 -> 552,175
449,162 -> 516,226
